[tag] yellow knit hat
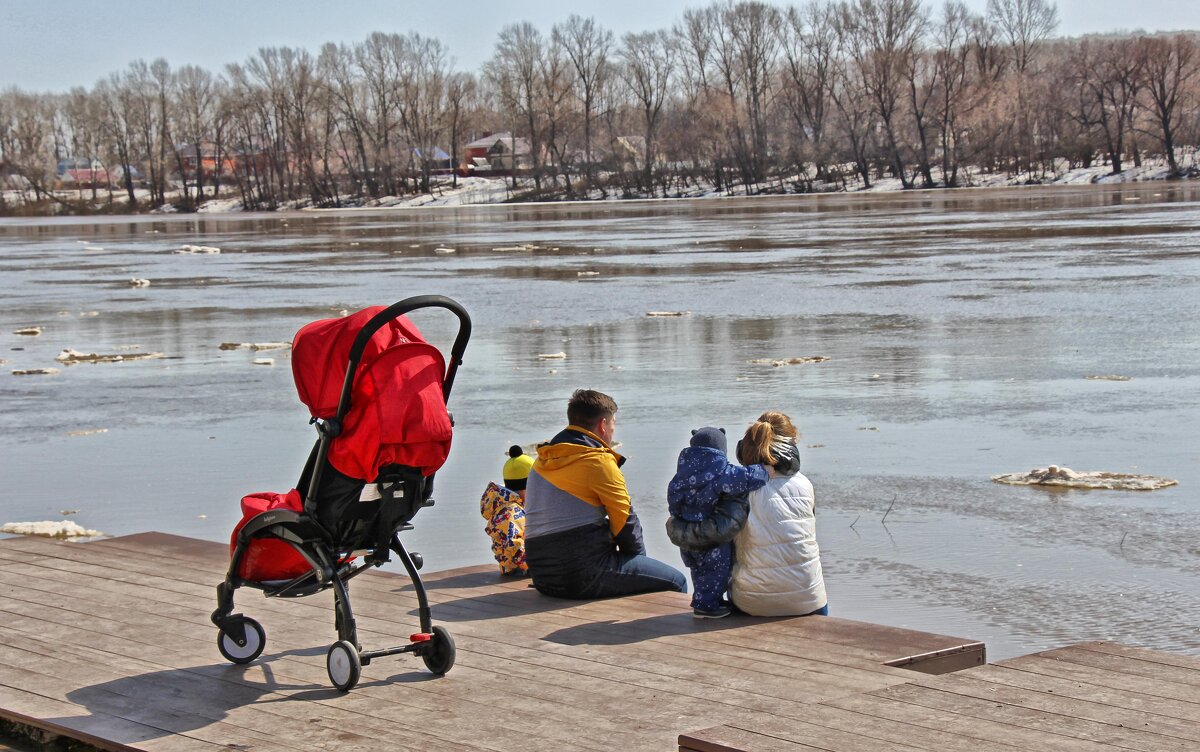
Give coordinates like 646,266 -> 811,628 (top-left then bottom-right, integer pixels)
503,445 -> 534,491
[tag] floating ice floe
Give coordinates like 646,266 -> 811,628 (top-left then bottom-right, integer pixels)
55,349 -> 164,365
646,311 -> 689,317
991,465 -> 1178,491
219,342 -> 292,351
129,278 -> 151,287
13,326 -> 42,336
1086,374 -> 1132,381
177,244 -> 221,254
67,428 -> 107,437
433,247 -> 456,254
82,246 -> 104,252
748,356 -> 831,367
538,352 -> 567,360
12,368 -> 59,376
252,358 -> 275,366
1,520 -> 104,538
493,244 -> 538,252
577,271 -> 600,277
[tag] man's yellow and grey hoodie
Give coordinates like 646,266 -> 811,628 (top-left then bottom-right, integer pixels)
524,425 -> 644,555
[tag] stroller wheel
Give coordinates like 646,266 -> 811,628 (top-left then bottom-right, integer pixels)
421,625 -> 456,676
326,640 -> 361,691
217,617 -> 266,664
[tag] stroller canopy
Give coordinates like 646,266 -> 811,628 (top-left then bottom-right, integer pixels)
292,307 -> 453,480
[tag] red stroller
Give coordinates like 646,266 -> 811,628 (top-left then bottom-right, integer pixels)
212,296 -> 470,691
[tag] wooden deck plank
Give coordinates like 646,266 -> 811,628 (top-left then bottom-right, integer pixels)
951,664 -> 1200,741
996,653 -> 1200,705
931,666 -> 1200,743
718,700 -> 1022,752
872,681 -> 1183,751
821,692 -> 1037,750
1032,643 -> 1200,688
1074,641 -> 1200,672
678,725 -> 830,752
0,685 -> 221,752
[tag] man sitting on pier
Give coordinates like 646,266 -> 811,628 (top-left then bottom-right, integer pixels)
523,389 -> 687,599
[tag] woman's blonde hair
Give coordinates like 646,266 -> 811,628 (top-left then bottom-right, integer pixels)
738,411 -> 798,465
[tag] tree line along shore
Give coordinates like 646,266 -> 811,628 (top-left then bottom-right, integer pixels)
1,0 -> 1198,216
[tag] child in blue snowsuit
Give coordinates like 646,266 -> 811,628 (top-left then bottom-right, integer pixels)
667,426 -> 769,618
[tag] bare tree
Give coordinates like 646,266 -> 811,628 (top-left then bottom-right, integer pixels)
931,1 -> 980,186
987,0 -> 1058,173
61,87 -> 108,202
94,76 -> 140,205
444,71 -> 477,187
827,17 -> 877,188
841,0 -> 929,188
554,15 -> 613,187
173,65 -> 217,204
1139,34 -> 1200,175
779,2 -> 837,185
485,23 -> 546,191
319,42 -> 373,197
1064,37 -> 1141,174
987,0 -> 1058,76
620,30 -> 676,196
0,88 -> 56,200
395,33 -> 452,194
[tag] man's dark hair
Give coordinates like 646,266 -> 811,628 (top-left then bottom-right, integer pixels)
567,389 -> 617,429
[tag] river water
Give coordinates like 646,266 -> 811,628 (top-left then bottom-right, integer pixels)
3,183 -> 1198,660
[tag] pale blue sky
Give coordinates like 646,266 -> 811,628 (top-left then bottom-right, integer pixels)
2,0 -> 1198,92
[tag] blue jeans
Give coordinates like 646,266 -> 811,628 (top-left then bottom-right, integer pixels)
526,523 -> 687,599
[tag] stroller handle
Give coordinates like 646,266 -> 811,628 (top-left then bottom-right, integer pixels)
337,295 -> 472,421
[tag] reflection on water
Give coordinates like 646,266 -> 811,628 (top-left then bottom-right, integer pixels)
2,182 -> 1199,660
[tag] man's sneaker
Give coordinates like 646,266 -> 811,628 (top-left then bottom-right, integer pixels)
693,605 -> 732,619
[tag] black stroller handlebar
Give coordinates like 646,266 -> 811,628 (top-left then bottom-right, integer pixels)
336,295 -> 473,422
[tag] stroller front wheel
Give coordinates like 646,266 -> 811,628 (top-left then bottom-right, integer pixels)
421,625 -> 456,676
327,640 -> 361,691
217,617 -> 266,664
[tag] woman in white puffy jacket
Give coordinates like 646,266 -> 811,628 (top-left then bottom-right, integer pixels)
729,411 -> 828,617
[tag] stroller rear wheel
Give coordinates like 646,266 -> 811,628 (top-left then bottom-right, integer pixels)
217,617 -> 266,664
327,640 -> 362,691
421,625 -> 456,675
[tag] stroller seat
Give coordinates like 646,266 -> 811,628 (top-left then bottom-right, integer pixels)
213,296 -> 471,691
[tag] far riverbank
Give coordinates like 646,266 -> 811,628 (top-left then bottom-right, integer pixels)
3,158 -> 1196,218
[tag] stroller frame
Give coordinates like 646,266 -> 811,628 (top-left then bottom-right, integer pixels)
212,295 -> 471,691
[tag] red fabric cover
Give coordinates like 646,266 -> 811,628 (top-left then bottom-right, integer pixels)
291,306 -> 452,481
292,306 -> 427,419
230,490 -> 310,581
329,342 -> 453,479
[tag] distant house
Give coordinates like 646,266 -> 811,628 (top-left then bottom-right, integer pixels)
174,142 -> 236,183
410,146 -> 453,174
56,157 -> 111,189
462,132 -> 533,175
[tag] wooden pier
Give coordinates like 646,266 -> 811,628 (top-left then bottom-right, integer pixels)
0,533 -> 1195,751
